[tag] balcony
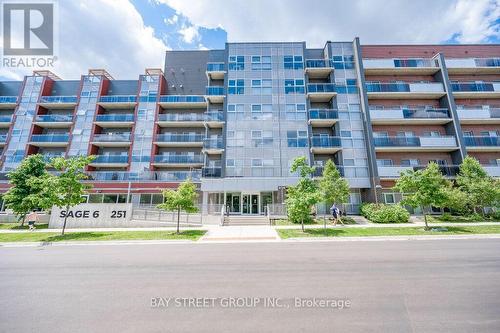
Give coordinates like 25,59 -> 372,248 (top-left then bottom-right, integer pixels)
157,113 -> 205,127
85,170 -> 201,182
305,59 -> 334,78
33,114 -> 73,128
97,95 -> 137,109
369,108 -> 451,125
306,83 -> 337,102
29,134 -> 70,147
483,166 -> 500,177
451,82 -> 500,99
202,167 -> 222,178
464,136 -> 500,152
152,154 -> 204,167
42,153 -> 65,162
0,134 -> 8,146
366,82 -> 446,99
205,112 -> 225,128
310,136 -> 342,154
457,107 -> 500,124
206,63 -> 226,80
363,58 -> 439,75
308,109 -> 339,127
205,86 -> 225,103
374,136 -> 458,152
203,137 -> 223,154
446,58 -> 500,74
94,114 -> 135,127
159,95 -> 207,108
0,96 -> 18,108
378,165 -> 460,179
89,155 -> 129,168
91,133 -> 131,147
0,115 -> 13,128
154,133 -> 204,147
38,96 -> 78,109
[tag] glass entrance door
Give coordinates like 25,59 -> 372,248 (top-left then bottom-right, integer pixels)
226,193 -> 241,214
242,194 -> 259,214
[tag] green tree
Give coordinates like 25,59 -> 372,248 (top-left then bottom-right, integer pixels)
48,156 -> 94,235
318,159 -> 350,224
456,156 -> 500,215
285,156 -> 321,231
157,179 -> 199,234
3,154 -> 50,225
394,162 -> 451,230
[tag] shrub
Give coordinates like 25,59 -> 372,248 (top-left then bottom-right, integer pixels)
360,203 -> 410,223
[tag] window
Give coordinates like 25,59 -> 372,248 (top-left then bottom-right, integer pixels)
252,159 -> 263,167
423,131 -> 440,137
251,56 -> 271,70
401,159 -> 420,166
284,55 -> 303,69
284,79 -> 305,94
251,79 -> 272,95
227,104 -> 244,112
228,56 -> 244,70
287,130 -> 308,147
228,80 -> 244,95
376,159 -> 393,166
251,104 -> 262,112
226,159 -> 235,167
384,193 -> 396,204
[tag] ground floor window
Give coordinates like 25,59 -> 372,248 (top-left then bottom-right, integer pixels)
88,193 -> 130,204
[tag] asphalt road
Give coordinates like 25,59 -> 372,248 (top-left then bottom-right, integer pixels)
1,239 -> 500,333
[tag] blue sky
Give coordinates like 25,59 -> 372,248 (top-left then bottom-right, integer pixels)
0,0 -> 498,81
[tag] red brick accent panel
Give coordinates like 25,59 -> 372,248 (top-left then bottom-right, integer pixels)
460,124 -> 499,134
467,152 -> 499,164
376,152 -> 454,165
369,99 -> 441,107
362,45 -> 500,58
372,124 -> 448,136
365,74 -> 437,82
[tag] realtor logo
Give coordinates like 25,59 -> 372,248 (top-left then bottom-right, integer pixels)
2,2 -> 54,56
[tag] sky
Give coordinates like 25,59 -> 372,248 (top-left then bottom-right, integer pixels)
0,0 -> 499,81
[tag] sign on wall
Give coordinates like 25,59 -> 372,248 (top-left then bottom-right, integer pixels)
49,203 -> 132,229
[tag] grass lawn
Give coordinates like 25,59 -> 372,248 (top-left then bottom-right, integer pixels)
273,216 -> 356,226
428,215 -> 500,223
277,225 -> 500,239
0,230 -> 206,243
0,223 -> 49,230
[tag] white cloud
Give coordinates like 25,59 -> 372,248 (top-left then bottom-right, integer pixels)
178,24 -> 200,44
1,0 -> 168,80
166,14 -> 178,25
159,0 -> 499,45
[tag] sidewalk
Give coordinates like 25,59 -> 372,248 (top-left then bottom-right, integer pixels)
0,226 -> 208,233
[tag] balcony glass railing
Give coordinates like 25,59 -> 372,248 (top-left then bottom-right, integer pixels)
307,83 -> 336,93
99,95 -> 137,103
402,108 -> 449,118
39,96 -> 78,104
0,134 -> 8,142
393,59 -> 435,68
157,113 -> 205,122
412,165 -> 460,176
204,137 -> 223,149
366,82 -> 410,92
474,58 -> 500,67
464,136 -> 500,147
92,133 -> 131,142
451,82 -> 494,92
30,134 -> 70,142
0,115 -> 13,122
205,112 -> 224,121
207,63 -> 225,71
159,95 -> 206,103
92,155 -> 129,163
206,86 -> 225,95
305,59 -> 330,68
156,134 -> 204,142
95,114 -> 135,122
202,167 -> 222,178
374,136 -> 420,147
85,170 -> 202,182
153,155 -> 203,163
35,114 -> 73,122
0,96 -> 17,103
309,109 -> 339,120
42,154 -> 65,162
310,136 -> 342,148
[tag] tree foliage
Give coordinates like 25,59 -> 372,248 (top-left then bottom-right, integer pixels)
157,179 -> 199,234
318,159 -> 350,207
285,157 -> 321,230
3,154 -> 50,224
456,156 -> 500,214
394,162 -> 451,229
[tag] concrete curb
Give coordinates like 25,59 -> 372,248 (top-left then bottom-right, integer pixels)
282,234 -> 500,242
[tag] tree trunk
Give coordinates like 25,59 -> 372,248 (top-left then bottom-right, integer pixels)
176,207 -> 180,234
301,218 -> 304,232
61,204 -> 70,235
422,206 -> 429,230
20,214 -> 26,227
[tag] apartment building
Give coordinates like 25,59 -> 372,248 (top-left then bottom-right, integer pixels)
0,39 -> 498,214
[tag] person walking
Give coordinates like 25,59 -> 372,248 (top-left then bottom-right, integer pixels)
26,210 -> 39,231
330,204 -> 344,226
